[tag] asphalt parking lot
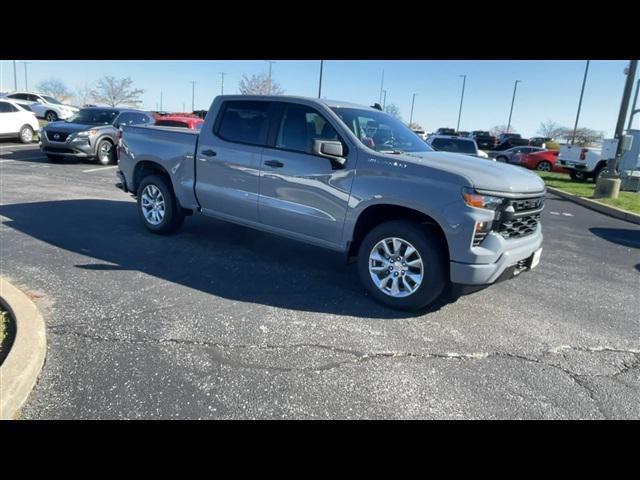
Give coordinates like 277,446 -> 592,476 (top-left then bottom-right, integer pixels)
1,140 -> 639,419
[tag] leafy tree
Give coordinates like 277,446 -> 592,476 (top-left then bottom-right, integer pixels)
90,76 -> 144,107
384,103 -> 402,120
35,79 -> 71,102
238,73 -> 284,95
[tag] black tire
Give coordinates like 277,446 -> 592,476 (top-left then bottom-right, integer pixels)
44,111 -> 58,122
136,174 -> 184,234
19,125 -> 34,143
536,160 -> 552,172
47,155 -> 63,162
96,139 -> 115,165
357,220 -> 448,311
592,164 -> 606,183
569,170 -> 588,182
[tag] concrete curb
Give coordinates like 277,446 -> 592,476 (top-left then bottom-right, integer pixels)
547,186 -> 640,225
0,278 -> 47,420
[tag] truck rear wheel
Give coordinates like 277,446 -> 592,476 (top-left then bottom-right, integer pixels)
357,220 -> 447,311
569,170 -> 588,181
137,174 -> 184,234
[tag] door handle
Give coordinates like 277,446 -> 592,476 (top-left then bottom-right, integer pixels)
264,160 -> 284,168
201,149 -> 217,157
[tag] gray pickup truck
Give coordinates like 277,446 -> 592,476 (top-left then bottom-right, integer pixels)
116,95 -> 545,311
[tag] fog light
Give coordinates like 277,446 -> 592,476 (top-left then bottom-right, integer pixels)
472,221 -> 492,247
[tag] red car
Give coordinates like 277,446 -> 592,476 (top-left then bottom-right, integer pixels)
518,150 -> 567,173
154,115 -> 204,130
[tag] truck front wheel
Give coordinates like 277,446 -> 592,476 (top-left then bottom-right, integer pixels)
357,220 -> 447,311
137,174 -> 184,234
569,170 -> 588,181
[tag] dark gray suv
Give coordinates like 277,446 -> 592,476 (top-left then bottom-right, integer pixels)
40,107 -> 154,165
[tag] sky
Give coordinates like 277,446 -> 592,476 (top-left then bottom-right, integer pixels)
1,60 -> 637,137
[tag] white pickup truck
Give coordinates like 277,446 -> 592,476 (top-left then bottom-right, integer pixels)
557,139 -> 618,182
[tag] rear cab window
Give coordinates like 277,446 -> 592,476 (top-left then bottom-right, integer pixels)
215,101 -> 270,146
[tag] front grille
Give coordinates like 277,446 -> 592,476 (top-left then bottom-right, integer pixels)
46,131 -> 70,142
496,195 -> 544,240
499,213 -> 540,239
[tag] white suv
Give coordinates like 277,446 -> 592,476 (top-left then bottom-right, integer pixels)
1,92 -> 78,122
0,99 -> 40,143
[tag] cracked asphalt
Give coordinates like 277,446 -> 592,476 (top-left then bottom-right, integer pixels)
1,141 -> 639,419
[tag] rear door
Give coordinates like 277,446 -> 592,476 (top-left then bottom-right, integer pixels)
195,100 -> 271,223
258,102 -> 355,247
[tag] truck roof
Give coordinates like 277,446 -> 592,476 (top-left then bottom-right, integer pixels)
215,95 -> 376,111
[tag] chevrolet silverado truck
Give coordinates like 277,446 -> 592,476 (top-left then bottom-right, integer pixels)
116,95 -> 545,311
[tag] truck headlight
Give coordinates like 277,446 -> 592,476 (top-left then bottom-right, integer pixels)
462,187 -> 504,211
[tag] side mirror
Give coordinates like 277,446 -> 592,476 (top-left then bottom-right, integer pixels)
314,140 -> 346,168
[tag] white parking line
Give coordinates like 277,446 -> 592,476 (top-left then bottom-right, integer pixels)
561,212 -> 574,217
0,159 -> 15,163
82,166 -> 118,173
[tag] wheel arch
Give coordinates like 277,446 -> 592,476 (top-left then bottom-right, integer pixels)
347,203 -> 450,262
132,160 -> 172,194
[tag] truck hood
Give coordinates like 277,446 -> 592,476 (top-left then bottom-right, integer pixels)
398,151 -> 546,194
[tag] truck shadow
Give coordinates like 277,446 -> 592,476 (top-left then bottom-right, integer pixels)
0,199 -> 458,319
589,227 -> 640,249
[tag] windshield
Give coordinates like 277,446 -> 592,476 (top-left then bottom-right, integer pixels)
66,109 -> 119,125
430,138 -> 478,154
42,95 -> 63,105
330,107 -> 433,153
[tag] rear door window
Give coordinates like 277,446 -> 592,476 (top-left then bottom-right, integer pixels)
216,101 -> 270,146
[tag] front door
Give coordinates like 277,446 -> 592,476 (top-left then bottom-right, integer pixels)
258,103 -> 355,247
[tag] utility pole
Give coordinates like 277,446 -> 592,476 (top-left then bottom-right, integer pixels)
219,72 -> 226,95
382,90 -> 387,109
627,77 -> 640,130
182,102 -> 185,113
379,69 -> 385,104
409,93 -> 417,126
13,60 -> 17,91
318,60 -> 324,98
160,91 -> 163,111
266,60 -> 276,95
456,74 -> 467,132
595,60 -> 638,199
22,62 -> 29,91
571,60 -> 590,145
506,80 -> 522,133
191,81 -> 196,111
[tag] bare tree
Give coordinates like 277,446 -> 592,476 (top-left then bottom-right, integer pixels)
558,127 -> 604,147
238,73 -> 284,95
408,122 -> 424,130
537,120 -> 564,139
489,125 -> 515,137
91,76 -> 144,107
384,104 -> 402,120
36,79 -> 71,102
73,83 -> 94,107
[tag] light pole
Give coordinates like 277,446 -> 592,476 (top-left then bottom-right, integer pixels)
13,60 -> 17,91
160,91 -> 163,111
379,69 -> 385,104
266,60 -> 276,94
382,89 -> 387,109
594,60 -> 638,199
627,77 -> 640,130
220,72 -> 226,95
409,93 -> 417,126
318,60 -> 324,98
456,74 -> 467,133
190,81 -> 196,111
21,61 -> 29,91
571,60 -> 590,145
506,80 -> 522,133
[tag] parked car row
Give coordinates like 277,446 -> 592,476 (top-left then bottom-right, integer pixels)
0,98 -> 40,143
0,91 -> 79,121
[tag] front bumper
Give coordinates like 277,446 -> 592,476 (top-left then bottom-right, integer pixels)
40,133 -> 96,157
450,229 -> 543,285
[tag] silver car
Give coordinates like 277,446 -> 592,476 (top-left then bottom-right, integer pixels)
493,146 -> 545,164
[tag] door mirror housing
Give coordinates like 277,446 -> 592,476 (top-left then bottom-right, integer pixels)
314,139 -> 346,168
